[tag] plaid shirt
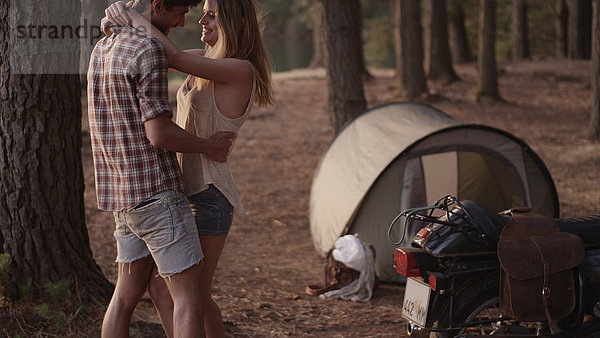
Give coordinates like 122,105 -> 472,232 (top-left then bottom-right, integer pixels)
87,27 -> 183,211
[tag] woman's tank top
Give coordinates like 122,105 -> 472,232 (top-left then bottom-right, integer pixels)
175,75 -> 255,214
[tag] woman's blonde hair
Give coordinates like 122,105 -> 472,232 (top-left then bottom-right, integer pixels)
199,0 -> 273,107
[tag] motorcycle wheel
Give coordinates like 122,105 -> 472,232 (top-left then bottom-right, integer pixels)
429,276 -> 539,337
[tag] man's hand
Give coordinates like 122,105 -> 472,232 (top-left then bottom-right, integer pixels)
206,132 -> 236,162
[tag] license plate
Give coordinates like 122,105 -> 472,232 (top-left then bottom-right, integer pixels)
402,277 -> 431,327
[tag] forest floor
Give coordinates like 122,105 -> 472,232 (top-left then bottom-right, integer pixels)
4,59 -> 600,337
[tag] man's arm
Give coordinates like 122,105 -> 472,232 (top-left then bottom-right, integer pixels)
135,40 -> 234,162
145,116 -> 234,162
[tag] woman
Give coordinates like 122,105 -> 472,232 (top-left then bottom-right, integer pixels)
103,0 -> 273,336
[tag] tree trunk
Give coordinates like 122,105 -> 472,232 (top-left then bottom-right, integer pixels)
424,0 -> 432,76
0,0 -> 113,300
394,0 -> 428,99
476,0 -> 502,101
319,0 -> 367,133
309,0 -> 325,68
80,0 -> 107,87
512,0 -> 530,60
448,0 -> 471,63
590,0 -> 600,139
355,1 -> 373,80
569,0 -> 593,59
556,0 -> 570,58
427,0 -> 460,83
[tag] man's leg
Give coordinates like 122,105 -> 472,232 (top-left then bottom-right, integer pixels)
102,255 -> 154,338
163,262 -> 205,338
129,191 -> 205,337
133,191 -> 205,337
148,264 -> 174,337
148,236 -> 227,338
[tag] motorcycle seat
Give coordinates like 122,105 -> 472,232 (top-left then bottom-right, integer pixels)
554,215 -> 600,243
459,200 -> 510,243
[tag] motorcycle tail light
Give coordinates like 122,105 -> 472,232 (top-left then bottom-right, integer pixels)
394,248 -> 421,277
428,272 -> 450,291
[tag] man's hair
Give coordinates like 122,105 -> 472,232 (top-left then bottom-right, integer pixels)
133,0 -> 202,11
163,0 -> 202,9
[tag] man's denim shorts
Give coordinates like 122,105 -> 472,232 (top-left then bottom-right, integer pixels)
189,185 -> 234,236
113,190 -> 204,277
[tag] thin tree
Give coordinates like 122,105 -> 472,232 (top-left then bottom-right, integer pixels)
569,0 -> 593,59
512,0 -> 530,60
319,0 -> 367,132
556,0 -> 569,58
426,0 -> 460,83
309,0 -> 325,68
0,0 -> 113,299
448,0 -> 472,63
590,0 -> 600,139
394,0 -> 428,99
476,0 -> 502,101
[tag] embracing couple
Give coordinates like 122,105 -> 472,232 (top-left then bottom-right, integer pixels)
86,0 -> 272,337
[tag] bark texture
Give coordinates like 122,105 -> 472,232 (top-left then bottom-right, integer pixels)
319,0 -> 367,133
448,0 -> 471,63
512,0 -> 530,60
590,0 -> 600,139
0,0 -> 112,300
394,0 -> 428,99
476,0 -> 501,101
426,0 -> 459,83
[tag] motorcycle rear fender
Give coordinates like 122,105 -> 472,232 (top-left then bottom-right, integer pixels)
425,271 -> 499,328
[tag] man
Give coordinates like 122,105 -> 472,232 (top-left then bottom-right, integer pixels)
87,0 -> 233,336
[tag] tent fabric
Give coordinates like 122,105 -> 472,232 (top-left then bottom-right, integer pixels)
310,103 -> 460,257
310,102 -> 559,283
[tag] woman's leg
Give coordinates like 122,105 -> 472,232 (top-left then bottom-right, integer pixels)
198,234 -> 228,338
147,264 -> 174,338
189,186 -> 232,337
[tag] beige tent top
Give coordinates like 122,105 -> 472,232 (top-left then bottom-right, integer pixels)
310,102 -> 559,282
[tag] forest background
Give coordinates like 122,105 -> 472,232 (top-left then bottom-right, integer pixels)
169,0 -> 556,71
1,0 -> 599,336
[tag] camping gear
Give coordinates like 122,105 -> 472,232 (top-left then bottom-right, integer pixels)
310,102 -> 559,282
306,234 -> 377,302
498,211 -> 584,325
305,248 -> 360,296
393,196 -> 600,336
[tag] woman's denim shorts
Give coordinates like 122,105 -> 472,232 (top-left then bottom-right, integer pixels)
189,185 -> 234,236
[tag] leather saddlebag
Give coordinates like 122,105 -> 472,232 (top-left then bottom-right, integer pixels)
497,212 -> 584,322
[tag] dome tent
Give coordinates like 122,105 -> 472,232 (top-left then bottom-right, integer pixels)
309,102 -> 559,283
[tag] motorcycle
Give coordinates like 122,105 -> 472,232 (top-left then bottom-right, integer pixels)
391,196 -> 600,337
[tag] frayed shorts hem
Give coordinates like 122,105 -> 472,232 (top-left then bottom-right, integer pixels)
159,258 -> 203,278
115,252 -> 152,264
